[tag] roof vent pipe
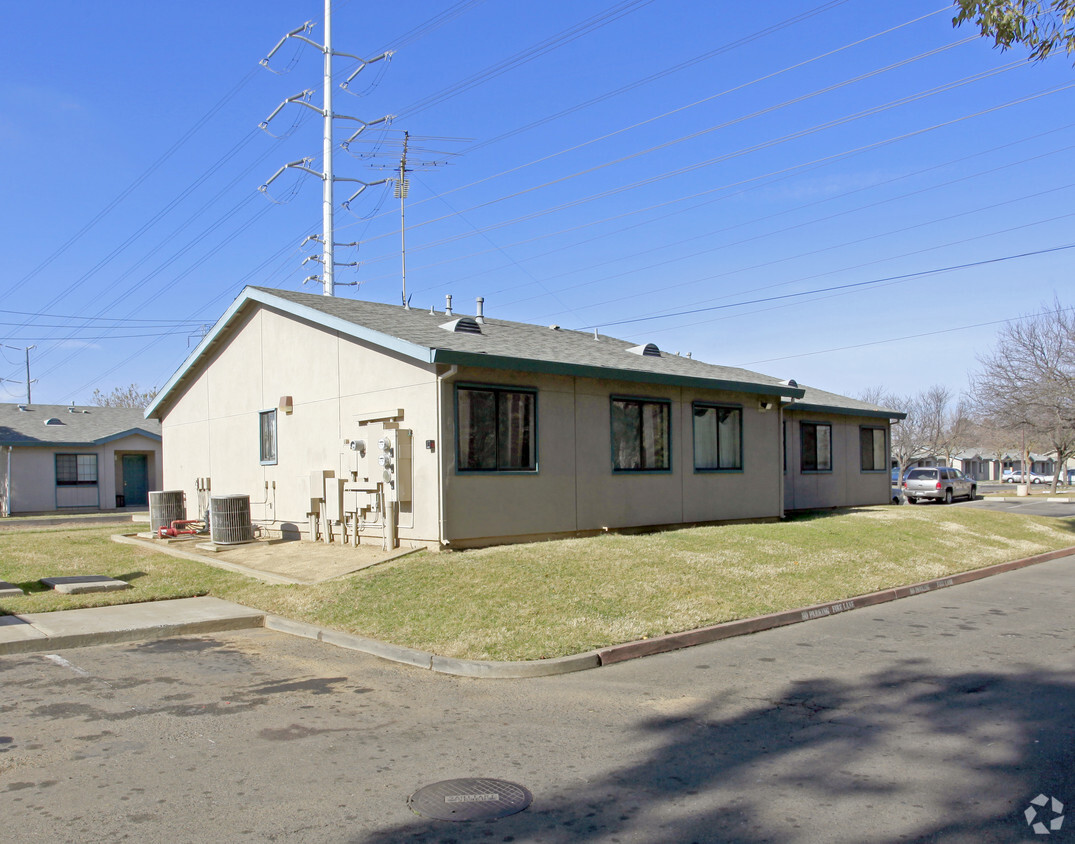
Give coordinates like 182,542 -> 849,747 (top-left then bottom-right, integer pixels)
475,297 -> 485,324
445,294 -> 452,316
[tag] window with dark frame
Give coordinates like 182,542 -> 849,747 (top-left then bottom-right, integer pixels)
860,427 -> 886,471
611,397 -> 671,471
457,385 -> 536,472
800,422 -> 832,472
55,454 -> 98,486
692,403 -> 742,471
259,409 -> 278,465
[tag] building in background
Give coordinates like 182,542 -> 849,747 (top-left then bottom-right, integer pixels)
0,404 -> 161,516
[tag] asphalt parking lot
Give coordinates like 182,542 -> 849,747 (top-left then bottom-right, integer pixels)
2,554 -> 1074,843
957,498 -> 1075,518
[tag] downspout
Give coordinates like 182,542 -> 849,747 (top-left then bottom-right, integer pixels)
778,392 -> 797,519
777,402 -> 786,519
3,446 -> 11,517
436,364 -> 458,546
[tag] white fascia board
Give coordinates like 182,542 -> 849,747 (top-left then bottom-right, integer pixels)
145,287 -> 435,419
254,290 -> 435,364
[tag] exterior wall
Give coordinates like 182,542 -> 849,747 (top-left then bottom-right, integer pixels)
1,434 -> 159,514
158,306 -> 441,542
783,411 -> 891,510
156,303 -> 893,547
440,368 -> 784,545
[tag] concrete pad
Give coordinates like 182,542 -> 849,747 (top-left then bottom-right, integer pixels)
40,575 -> 132,594
0,615 -> 47,646
0,581 -> 25,597
2,597 -> 265,654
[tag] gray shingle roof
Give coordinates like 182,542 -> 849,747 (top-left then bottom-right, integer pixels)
0,403 -> 161,446
148,286 -> 810,417
258,287 -> 801,389
788,385 -> 905,420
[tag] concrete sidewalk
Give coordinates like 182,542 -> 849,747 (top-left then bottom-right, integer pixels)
0,596 -> 265,654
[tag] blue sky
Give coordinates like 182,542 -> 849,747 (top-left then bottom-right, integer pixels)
1,0 -> 1072,406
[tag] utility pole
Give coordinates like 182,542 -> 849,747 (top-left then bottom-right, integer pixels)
396,131 -> 410,308
258,1 -> 394,297
2,344 -> 37,404
361,131 -> 460,306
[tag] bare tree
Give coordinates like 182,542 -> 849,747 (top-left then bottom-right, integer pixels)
865,386 -> 955,491
971,299 -> 1075,491
937,396 -> 975,467
91,383 -> 158,409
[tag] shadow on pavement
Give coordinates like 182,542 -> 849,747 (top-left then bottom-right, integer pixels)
356,665 -> 1074,844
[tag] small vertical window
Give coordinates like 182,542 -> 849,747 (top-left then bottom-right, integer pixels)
259,409 -> 278,465
860,427 -> 886,471
611,398 -> 671,472
801,422 -> 832,472
692,403 -> 742,471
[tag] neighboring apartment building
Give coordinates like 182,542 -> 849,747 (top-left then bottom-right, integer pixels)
0,403 -> 161,515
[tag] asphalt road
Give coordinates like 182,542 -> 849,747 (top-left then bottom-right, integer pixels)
2,557 -> 1074,844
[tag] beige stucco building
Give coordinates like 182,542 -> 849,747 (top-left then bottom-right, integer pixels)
145,287 -> 902,548
0,403 -> 161,516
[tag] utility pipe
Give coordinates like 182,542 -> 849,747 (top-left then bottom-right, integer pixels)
435,364 -> 458,546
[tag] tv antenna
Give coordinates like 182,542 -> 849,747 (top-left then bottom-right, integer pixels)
257,1 -> 394,297
356,131 -> 465,306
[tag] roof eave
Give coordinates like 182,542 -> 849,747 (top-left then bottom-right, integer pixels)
788,402 -> 906,420
431,349 -> 806,397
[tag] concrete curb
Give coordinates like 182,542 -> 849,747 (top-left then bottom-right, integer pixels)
595,546 -> 1075,666
263,615 -> 601,678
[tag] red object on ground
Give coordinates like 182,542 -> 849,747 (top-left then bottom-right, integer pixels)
157,520 -> 203,539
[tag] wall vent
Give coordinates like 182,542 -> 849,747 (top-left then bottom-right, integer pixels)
627,343 -> 661,357
440,317 -> 482,335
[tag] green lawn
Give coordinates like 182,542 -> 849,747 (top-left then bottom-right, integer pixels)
2,506 -> 1073,660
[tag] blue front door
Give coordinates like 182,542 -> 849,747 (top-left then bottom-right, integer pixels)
122,454 -> 149,507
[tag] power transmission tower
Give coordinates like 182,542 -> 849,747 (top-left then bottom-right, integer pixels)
258,1 -> 394,297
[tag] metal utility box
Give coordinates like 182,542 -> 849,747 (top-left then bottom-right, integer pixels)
309,469 -> 334,511
343,482 -> 377,515
394,429 -> 413,508
324,477 -> 346,523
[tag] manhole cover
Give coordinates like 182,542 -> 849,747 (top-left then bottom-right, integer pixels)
408,778 -> 532,822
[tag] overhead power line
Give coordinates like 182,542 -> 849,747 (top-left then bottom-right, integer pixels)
737,305 -> 1075,367
575,242 -> 1075,331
